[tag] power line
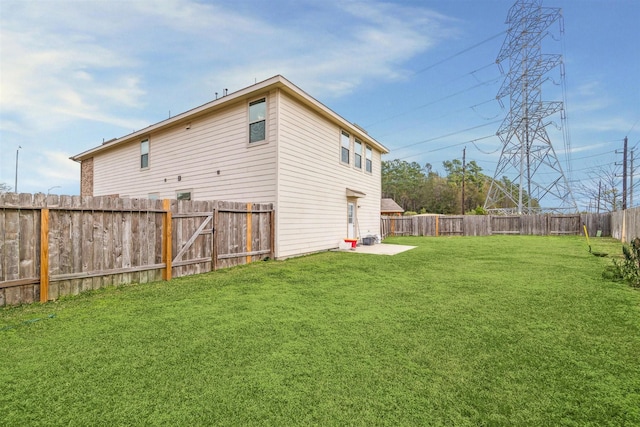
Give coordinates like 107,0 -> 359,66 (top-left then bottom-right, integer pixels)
411,31 -> 506,75
372,97 -> 500,141
394,133 -> 498,162
390,121 -> 501,154
627,117 -> 640,137
484,0 -> 577,214
471,138 -> 502,155
363,32 -> 506,129
365,76 -> 501,128
570,149 -> 617,161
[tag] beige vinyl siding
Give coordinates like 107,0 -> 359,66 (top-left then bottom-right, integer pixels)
276,91 -> 382,258
87,79 -> 384,260
93,91 -> 278,203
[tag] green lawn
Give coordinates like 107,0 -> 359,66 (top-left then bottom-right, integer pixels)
1,235 -> 639,426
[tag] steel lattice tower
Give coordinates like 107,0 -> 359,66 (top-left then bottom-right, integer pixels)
484,0 -> 577,214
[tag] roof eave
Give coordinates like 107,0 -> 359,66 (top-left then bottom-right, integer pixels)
71,75 -> 389,161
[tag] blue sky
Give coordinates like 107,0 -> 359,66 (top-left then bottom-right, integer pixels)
1,0 -> 638,210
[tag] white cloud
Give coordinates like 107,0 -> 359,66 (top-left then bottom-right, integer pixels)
1,0 -> 455,125
0,26 -> 147,134
10,148 -> 80,195
0,0 -> 461,194
567,142 -> 610,154
37,150 -> 80,183
578,117 -> 635,133
131,0 -> 264,38
205,0 -> 457,98
566,80 -> 635,136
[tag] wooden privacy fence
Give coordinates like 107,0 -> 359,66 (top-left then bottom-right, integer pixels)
611,207 -> 640,243
381,213 -> 612,238
0,193 -> 273,306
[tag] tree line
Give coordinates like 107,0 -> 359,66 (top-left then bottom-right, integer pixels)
382,159 -> 536,215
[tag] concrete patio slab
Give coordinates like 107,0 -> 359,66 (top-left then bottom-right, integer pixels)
335,243 -> 416,256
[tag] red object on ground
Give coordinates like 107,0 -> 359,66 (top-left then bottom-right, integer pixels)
344,238 -> 357,248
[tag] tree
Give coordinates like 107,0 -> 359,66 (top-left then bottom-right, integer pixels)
382,160 -> 427,212
442,159 -> 489,213
575,164 -> 621,212
382,157 -> 496,215
0,182 -> 11,194
421,173 -> 458,214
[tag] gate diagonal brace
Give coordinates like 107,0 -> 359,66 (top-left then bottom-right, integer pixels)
172,215 -> 213,263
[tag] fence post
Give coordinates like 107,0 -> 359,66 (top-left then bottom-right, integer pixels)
246,202 -> 252,264
435,215 -> 439,237
162,199 -> 172,281
212,202 -> 218,270
40,208 -> 49,303
270,208 -> 275,260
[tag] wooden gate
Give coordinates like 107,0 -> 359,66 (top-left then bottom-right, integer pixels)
549,215 -> 580,235
171,211 -> 214,278
439,216 -> 464,236
169,201 -> 275,277
0,195 -> 276,306
491,215 -> 521,234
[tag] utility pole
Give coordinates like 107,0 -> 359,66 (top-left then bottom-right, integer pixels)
15,146 -> 21,193
631,148 -> 635,208
461,147 -> 466,215
623,136 -> 628,210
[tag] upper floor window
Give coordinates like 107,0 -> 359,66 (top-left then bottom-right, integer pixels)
249,98 -> 266,143
365,145 -> 373,173
140,139 -> 149,169
354,139 -> 363,169
341,131 -> 350,164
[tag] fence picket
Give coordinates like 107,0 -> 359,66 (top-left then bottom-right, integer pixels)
0,194 -> 274,306
382,213 -> 610,239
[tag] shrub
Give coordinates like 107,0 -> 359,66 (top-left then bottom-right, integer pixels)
604,237 -> 640,288
466,206 -> 488,215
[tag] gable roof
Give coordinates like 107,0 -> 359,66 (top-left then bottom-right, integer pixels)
381,198 -> 404,213
71,75 -> 388,162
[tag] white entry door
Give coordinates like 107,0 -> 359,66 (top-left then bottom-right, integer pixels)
347,202 -> 356,239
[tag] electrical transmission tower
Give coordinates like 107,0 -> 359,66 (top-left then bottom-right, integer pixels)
484,0 -> 578,214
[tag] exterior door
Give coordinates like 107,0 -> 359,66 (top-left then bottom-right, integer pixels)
347,202 -> 356,239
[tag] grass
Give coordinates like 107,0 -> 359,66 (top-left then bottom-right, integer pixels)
1,235 -> 639,426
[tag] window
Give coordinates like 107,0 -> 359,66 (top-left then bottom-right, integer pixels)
365,145 -> 373,173
176,191 -> 191,201
354,139 -> 362,169
140,139 -> 149,169
341,131 -> 350,164
249,98 -> 266,143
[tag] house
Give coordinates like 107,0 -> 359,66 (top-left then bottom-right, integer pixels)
381,198 -> 405,216
71,75 -> 389,259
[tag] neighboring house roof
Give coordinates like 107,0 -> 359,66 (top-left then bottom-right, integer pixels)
381,198 -> 404,213
71,75 -> 389,162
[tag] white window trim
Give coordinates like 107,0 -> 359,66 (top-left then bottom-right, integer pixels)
354,138 -> 363,170
248,97 -> 267,146
365,145 -> 373,174
340,130 -> 351,165
140,138 -> 149,170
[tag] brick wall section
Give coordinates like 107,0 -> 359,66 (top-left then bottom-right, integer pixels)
80,158 -> 94,197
